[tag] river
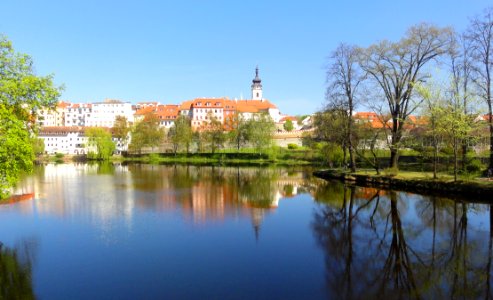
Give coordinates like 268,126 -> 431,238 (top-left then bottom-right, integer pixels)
0,163 -> 491,299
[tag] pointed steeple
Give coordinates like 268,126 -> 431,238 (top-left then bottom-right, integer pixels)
251,66 -> 263,100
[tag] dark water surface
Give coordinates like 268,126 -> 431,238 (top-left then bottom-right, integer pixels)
0,163 -> 492,299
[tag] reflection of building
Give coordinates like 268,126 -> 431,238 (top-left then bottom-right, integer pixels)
10,164 -> 318,241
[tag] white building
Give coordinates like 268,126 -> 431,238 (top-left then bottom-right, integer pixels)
86,99 -> 134,128
39,127 -> 88,155
36,102 -> 69,127
64,103 -> 92,127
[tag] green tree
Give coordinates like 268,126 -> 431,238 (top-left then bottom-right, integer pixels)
168,116 -> 192,154
203,112 -> 225,154
129,112 -> 165,154
85,127 -> 116,160
112,115 -> 130,143
246,113 -> 275,154
283,119 -> 294,132
31,137 -> 45,157
0,35 -> 61,199
226,112 -> 249,151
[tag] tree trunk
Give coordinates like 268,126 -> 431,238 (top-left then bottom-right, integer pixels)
348,109 -> 356,172
390,148 -> 399,169
433,144 -> 438,180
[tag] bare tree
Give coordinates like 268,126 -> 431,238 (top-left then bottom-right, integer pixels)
359,23 -> 454,169
467,7 -> 493,172
326,43 -> 364,172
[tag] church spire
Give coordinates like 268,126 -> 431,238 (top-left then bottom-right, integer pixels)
251,66 -> 263,101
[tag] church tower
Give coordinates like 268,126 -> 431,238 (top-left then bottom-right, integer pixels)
251,66 -> 263,101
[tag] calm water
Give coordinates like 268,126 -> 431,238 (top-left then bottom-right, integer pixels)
0,163 -> 492,299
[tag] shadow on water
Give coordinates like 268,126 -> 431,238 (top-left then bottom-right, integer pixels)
0,240 -> 37,299
312,181 -> 493,299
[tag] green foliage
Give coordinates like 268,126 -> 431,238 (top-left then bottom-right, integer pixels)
283,119 -> 294,132
465,159 -> 483,173
226,113 -> 249,151
31,137 -> 45,156
129,112 -> 165,153
202,113 -> 226,154
54,153 -> 64,159
246,113 -> 276,154
112,116 -> 130,142
0,105 -> 34,198
287,143 -> 298,150
0,35 -> 61,198
168,116 -> 192,153
322,143 -> 344,168
85,127 -> 115,160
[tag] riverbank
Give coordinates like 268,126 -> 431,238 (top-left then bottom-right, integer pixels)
313,169 -> 493,199
122,153 -> 316,166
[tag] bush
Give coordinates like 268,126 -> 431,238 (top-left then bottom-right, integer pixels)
465,159 -> 483,173
55,152 -> 64,159
287,143 -> 298,150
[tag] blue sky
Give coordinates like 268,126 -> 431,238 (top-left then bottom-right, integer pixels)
1,0 -> 491,115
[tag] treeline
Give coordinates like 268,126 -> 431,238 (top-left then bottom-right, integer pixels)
313,7 -> 493,180
108,112 -> 276,156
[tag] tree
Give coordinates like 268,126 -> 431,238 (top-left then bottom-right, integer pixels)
467,7 -> 493,172
129,112 -> 165,154
359,24 -> 454,169
112,115 -> 130,143
85,127 -> 116,160
416,83 -> 448,179
313,109 -> 351,166
246,113 -> 275,154
226,112 -> 249,151
31,137 -> 45,157
202,112 -> 225,154
0,35 -> 61,199
283,119 -> 294,132
326,43 -> 363,172
168,115 -> 192,154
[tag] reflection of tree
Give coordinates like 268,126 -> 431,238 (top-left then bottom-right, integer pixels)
375,191 -> 420,299
0,241 -> 36,299
312,182 -> 493,299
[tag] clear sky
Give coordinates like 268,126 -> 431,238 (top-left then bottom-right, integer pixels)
1,0 -> 491,115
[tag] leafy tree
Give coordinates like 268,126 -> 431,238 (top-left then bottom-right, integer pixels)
283,119 -> 294,132
313,109 -> 352,166
85,127 -> 116,160
129,112 -> 165,154
0,35 -> 61,199
246,113 -> 275,154
112,115 -> 130,143
168,116 -> 192,154
202,112 -> 225,154
359,24 -> 454,169
31,137 -> 45,157
226,112 -> 249,151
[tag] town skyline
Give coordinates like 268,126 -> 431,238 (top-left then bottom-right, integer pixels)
2,0 -> 491,116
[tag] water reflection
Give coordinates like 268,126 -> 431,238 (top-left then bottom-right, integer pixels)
0,240 -> 37,299
312,182 -> 493,299
10,164 -> 315,238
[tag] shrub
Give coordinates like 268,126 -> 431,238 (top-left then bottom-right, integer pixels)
465,159 -> 483,173
55,152 -> 64,159
287,143 -> 298,150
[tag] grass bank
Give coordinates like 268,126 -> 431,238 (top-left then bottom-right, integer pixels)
122,152 -> 320,166
313,169 -> 493,199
